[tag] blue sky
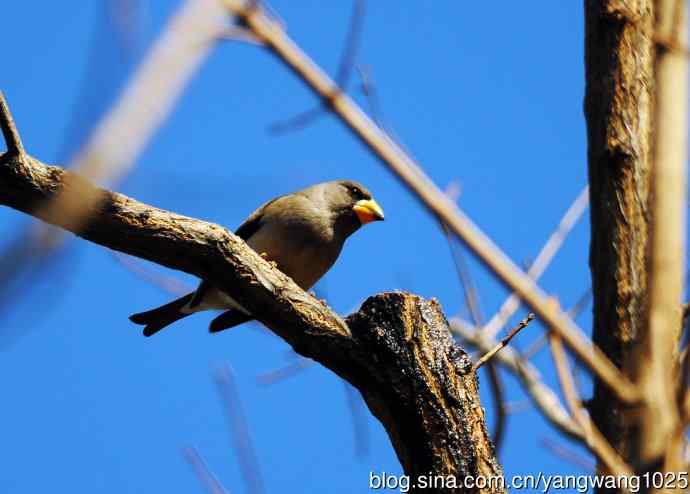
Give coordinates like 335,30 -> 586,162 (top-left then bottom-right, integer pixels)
0,1 -> 594,492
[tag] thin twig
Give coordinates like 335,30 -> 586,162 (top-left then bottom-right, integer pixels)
357,65 -> 384,127
522,289 -> 593,360
567,287 -> 593,319
111,251 -> 192,295
503,400 -> 531,415
268,0 -> 365,135
0,92 -> 24,155
256,356 -> 314,385
215,364 -> 265,494
334,0 -> 365,87
220,0 -> 638,403
344,381 -> 370,458
451,317 -> 583,440
548,332 -> 633,478
183,446 -> 232,494
539,437 -> 595,473
482,186 -> 589,339
473,314 -> 535,371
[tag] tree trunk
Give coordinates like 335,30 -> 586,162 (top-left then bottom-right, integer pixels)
583,0 -> 654,477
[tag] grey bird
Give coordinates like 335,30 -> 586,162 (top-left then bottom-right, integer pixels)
129,180 -> 384,336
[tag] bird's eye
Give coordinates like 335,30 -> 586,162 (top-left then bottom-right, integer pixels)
349,186 -> 362,197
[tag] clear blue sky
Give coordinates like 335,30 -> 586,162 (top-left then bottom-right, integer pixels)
0,1 -> 594,492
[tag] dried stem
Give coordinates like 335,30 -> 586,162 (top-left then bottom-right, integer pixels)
473,314 -> 535,371
0,92 -> 24,156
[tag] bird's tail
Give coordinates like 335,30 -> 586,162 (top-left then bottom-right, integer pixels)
209,310 -> 253,333
129,293 -> 194,337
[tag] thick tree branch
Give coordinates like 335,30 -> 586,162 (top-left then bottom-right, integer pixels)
0,148 -> 503,493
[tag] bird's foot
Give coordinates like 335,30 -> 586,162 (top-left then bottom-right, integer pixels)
259,252 -> 278,268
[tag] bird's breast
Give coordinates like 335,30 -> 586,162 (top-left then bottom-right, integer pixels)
246,220 -> 342,290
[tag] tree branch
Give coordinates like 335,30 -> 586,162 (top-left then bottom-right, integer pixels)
0,145 -> 503,494
0,93 -> 24,156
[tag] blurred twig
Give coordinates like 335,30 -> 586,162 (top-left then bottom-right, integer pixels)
112,251 -> 192,296
256,356 -> 314,385
269,0 -> 365,134
539,437 -> 595,473
215,364 -> 265,494
344,381 -> 370,458
548,332 -> 633,477
482,186 -> 589,339
522,288 -> 592,360
0,0 -> 225,314
220,0 -> 637,403
183,446 -> 232,494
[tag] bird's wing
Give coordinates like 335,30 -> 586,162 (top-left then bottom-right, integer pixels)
189,279 -> 211,308
234,197 -> 280,240
190,197 -> 281,309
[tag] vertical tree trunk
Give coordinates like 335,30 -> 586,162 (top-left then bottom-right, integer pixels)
583,0 -> 654,477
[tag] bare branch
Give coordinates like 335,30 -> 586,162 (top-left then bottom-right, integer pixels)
220,0 -> 638,404
473,314 -> 535,371
0,92 -> 24,156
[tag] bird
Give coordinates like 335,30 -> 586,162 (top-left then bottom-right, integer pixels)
129,180 -> 384,336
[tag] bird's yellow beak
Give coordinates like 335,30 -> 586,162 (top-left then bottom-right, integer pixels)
353,199 -> 385,224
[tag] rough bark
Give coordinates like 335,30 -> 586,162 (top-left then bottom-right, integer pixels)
584,0 -> 654,476
0,150 -> 503,493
